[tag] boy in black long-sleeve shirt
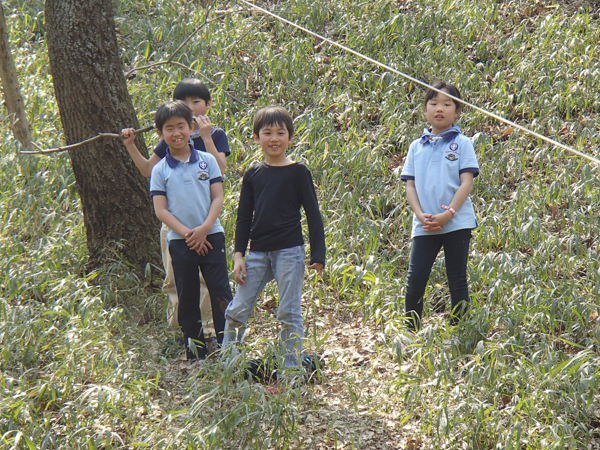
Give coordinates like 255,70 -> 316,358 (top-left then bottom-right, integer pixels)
222,106 -> 325,371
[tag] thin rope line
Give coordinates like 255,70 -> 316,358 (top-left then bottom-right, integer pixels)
239,0 -> 600,165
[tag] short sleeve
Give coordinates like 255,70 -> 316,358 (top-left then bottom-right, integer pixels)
459,138 -> 480,178
149,163 -> 166,196
206,153 -> 223,185
211,128 -> 231,156
153,139 -> 168,159
400,142 -> 416,181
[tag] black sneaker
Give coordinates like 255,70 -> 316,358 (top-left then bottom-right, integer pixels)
301,353 -> 324,383
244,358 -> 278,383
161,336 -> 185,357
206,336 -> 219,354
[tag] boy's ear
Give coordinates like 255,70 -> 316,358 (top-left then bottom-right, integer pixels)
252,133 -> 259,144
156,128 -> 163,138
206,100 -> 212,110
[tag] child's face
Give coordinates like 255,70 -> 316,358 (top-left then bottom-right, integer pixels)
182,97 -> 210,118
253,123 -> 292,161
425,89 -> 460,135
157,116 -> 191,152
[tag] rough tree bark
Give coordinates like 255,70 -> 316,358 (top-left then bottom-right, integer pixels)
45,0 -> 161,277
0,2 -> 33,149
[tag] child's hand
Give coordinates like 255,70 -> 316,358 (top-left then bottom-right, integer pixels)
308,262 -> 324,275
195,115 -> 213,142
423,212 -> 452,232
417,212 -> 431,225
194,242 -> 210,256
421,213 -> 441,232
185,226 -> 212,254
234,253 -> 247,285
433,211 -> 453,229
121,127 -> 136,146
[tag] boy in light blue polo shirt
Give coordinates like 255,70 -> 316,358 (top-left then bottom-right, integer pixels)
400,81 -> 479,330
149,100 -> 232,360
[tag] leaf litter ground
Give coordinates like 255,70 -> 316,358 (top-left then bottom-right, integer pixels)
147,293 -> 440,449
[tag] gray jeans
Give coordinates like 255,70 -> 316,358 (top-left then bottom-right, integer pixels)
222,245 -> 305,368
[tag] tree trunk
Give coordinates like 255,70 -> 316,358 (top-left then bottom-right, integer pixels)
0,2 -> 33,149
45,0 -> 161,277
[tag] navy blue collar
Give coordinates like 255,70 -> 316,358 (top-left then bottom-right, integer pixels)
419,126 -> 460,144
165,144 -> 198,168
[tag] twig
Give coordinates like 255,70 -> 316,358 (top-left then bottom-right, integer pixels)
169,0 -> 217,63
170,60 -> 195,72
30,140 -> 45,151
125,0 -> 220,78
20,125 -> 154,155
125,3 -> 250,107
141,59 -> 249,107
192,69 -> 249,107
223,16 -> 261,52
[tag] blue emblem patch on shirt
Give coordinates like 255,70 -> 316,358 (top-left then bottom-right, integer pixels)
198,161 -> 208,170
450,143 -> 458,151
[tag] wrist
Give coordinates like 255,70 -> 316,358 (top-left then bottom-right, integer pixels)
197,224 -> 210,233
441,204 -> 457,217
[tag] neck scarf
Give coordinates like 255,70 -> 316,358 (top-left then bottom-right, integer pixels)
419,125 -> 460,145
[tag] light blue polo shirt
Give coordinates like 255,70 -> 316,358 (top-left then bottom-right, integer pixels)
150,145 -> 224,241
400,126 -> 479,237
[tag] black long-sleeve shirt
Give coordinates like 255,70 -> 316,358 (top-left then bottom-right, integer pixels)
234,162 -> 326,266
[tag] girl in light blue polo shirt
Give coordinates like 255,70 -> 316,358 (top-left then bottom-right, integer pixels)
400,81 -> 479,330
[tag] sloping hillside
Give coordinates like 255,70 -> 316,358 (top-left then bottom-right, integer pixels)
1,0 -> 599,447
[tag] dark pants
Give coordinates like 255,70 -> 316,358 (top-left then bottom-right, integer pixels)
404,228 -> 472,330
169,233 -> 232,360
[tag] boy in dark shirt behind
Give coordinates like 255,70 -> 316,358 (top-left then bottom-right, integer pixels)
222,106 -> 326,372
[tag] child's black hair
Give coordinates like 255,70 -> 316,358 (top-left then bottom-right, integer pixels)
173,78 -> 211,103
424,81 -> 463,110
154,100 -> 193,132
253,106 -> 294,137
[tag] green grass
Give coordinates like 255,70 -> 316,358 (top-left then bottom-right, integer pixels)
1,0 -> 600,448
